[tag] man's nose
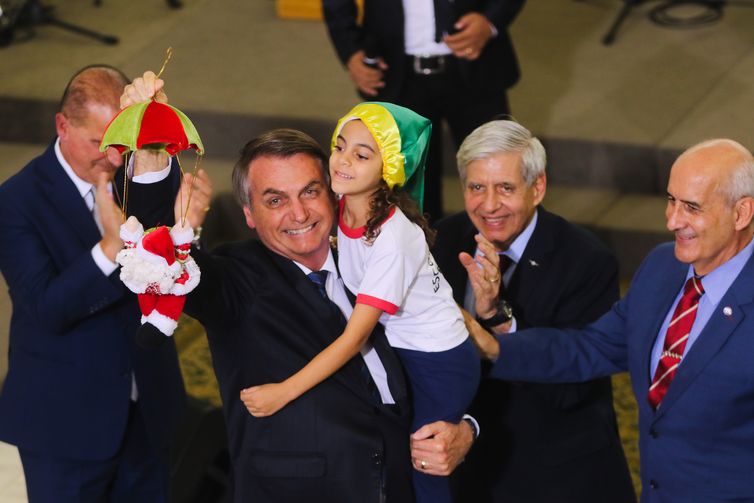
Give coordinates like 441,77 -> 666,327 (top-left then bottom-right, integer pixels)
290,198 -> 310,222
482,189 -> 499,211
666,204 -> 681,231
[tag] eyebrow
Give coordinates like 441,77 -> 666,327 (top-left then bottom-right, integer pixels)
667,192 -> 701,210
336,134 -> 376,153
300,180 -> 323,194
262,188 -> 287,198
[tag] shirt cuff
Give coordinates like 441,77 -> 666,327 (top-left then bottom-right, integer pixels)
128,155 -> 172,183
487,20 -> 498,38
508,316 -> 517,333
462,414 -> 480,439
91,243 -> 118,276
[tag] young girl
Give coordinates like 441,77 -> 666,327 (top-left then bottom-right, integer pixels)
242,102 -> 480,503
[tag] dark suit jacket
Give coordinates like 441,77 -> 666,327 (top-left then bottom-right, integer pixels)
186,239 -> 413,503
0,142 -> 185,460
323,0 -> 525,101
433,208 -> 635,503
493,242 -> 754,503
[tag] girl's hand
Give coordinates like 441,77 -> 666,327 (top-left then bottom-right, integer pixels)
240,383 -> 294,417
461,308 -> 501,361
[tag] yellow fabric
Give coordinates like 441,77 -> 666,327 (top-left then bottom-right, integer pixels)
331,103 -> 406,188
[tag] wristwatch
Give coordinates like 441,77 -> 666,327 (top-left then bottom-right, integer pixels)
477,298 -> 513,331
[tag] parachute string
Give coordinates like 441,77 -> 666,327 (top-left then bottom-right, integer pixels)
176,153 -> 185,225
156,47 -> 173,82
182,154 -> 202,228
121,151 -> 130,219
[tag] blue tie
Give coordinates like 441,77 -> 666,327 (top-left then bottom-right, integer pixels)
307,271 -> 329,299
306,270 -> 382,404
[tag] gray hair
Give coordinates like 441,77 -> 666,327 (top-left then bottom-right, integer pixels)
456,120 -> 546,186
686,139 -> 754,205
721,158 -> 754,205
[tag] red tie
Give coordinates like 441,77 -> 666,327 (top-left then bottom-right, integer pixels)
647,276 -> 705,409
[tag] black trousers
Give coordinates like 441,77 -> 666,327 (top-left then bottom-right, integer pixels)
396,58 -> 510,222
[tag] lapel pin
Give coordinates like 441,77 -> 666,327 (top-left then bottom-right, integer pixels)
723,306 -> 733,317
528,259 -> 539,267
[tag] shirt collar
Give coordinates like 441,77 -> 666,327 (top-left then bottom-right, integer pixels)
292,249 -> 337,277
688,237 -> 754,306
501,209 -> 538,263
54,137 -> 93,199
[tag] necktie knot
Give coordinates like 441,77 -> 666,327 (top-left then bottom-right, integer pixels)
684,276 -> 705,300
307,270 -> 329,299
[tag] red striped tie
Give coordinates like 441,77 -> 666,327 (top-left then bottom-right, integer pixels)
647,276 -> 705,409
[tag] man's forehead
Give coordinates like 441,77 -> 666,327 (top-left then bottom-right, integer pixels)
467,152 -> 524,179
248,157 -> 324,192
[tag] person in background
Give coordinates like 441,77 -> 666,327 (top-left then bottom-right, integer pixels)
0,67 -> 203,503
433,119 -> 635,502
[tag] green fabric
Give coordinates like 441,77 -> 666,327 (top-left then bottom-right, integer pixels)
99,101 -> 150,154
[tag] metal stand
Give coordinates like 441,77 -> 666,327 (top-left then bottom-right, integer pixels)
0,0 -> 118,47
601,0 -> 726,45
602,0 -> 641,45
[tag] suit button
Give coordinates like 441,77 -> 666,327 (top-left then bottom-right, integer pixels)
372,451 -> 382,466
650,428 -> 658,438
649,480 -> 659,489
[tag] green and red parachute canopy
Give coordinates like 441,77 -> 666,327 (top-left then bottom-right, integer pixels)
99,101 -> 204,156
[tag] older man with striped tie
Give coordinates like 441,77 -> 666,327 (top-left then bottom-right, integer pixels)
467,138 -> 754,503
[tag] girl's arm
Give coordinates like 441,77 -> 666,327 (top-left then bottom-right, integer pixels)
240,303 -> 383,417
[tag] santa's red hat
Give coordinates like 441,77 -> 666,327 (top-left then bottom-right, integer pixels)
136,226 -> 180,273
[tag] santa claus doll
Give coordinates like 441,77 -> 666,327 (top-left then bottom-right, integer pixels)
116,216 -> 200,348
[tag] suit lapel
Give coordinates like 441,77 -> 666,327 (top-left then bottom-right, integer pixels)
442,216 -> 477,305
655,251 -> 754,419
266,248 -> 387,406
266,249 -> 341,336
509,208 -> 555,310
36,144 -> 100,248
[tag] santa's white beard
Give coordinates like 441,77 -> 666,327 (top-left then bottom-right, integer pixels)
116,248 -> 182,294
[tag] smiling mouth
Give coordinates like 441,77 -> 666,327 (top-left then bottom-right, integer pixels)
481,215 -> 509,226
284,223 -> 316,235
333,170 -> 353,180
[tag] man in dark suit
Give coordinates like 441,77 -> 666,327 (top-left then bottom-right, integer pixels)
433,120 -> 635,502
475,139 -> 754,503
0,66 -> 186,502
108,100 -> 476,500
323,0 -> 525,220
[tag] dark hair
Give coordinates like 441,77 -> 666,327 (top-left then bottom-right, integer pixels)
59,65 -> 129,124
232,129 -> 329,207
365,180 -> 436,247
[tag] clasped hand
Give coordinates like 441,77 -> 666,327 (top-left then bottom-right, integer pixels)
240,382 -> 295,418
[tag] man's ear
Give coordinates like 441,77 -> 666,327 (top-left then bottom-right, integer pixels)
734,196 -> 754,231
532,174 -> 547,206
55,112 -> 68,140
243,205 -> 256,230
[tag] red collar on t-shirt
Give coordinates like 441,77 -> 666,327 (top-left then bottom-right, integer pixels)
337,196 -> 396,239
